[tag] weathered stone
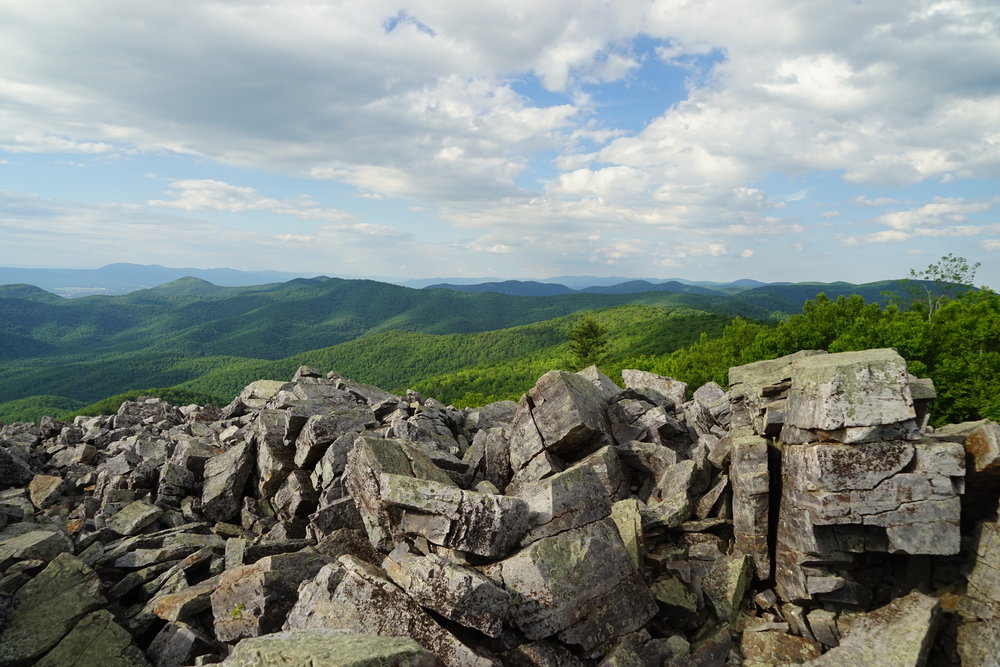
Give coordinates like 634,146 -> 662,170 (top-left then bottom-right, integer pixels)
0,552 -> 105,665
803,590 -> 940,666
288,556 -> 493,666
528,370 -> 611,456
0,448 -> 32,491
508,397 -> 546,473
201,440 -> 255,523
239,379 -> 287,410
34,609 -> 149,667
210,551 -> 334,642
380,473 -> 528,558
576,365 -> 621,401
494,519 -> 657,655
28,474 -> 65,509
515,462 -> 613,544
610,498 -> 645,568
294,407 -> 375,468
702,553 -> 750,623
222,630 -> 439,666
640,460 -> 706,529
784,349 -> 917,439
622,369 -> 687,406
740,630 -> 822,667
650,576 -> 698,613
961,519 -> 1000,621
384,548 -> 511,638
147,621 -> 218,667
776,438 -> 964,603
730,433 -> 771,578
343,435 -> 456,552
0,528 -> 73,569
273,469 -> 319,521
152,577 -> 219,622
106,499 -> 164,536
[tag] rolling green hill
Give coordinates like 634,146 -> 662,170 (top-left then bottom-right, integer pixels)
0,275 -> 950,423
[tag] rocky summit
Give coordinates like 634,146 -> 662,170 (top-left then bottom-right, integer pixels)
0,349 -> 998,666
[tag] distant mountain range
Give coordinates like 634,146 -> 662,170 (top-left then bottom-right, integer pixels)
0,263 -> 789,298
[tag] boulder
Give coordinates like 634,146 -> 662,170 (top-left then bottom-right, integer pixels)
33,609 -> 149,667
730,433 -> 771,578
201,440 -> 255,523
621,369 -> 687,407
493,519 -> 657,656
222,630 -> 439,666
0,552 -> 106,665
383,548 -> 511,638
527,370 -> 611,457
803,590 -> 940,666
106,499 -> 164,536
210,551 -> 334,642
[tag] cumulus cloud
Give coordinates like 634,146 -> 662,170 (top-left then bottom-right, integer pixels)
1,1 -> 999,282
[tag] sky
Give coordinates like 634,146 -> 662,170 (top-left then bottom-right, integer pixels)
1,1 -> 998,287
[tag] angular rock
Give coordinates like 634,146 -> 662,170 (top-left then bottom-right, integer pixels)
222,630 -> 439,666
804,590 -> 940,666
610,498 -> 645,568
621,369 -> 687,407
34,609 -> 149,667
702,553 -> 750,623
0,449 -> 32,491
730,433 -> 770,578
494,519 -> 657,655
783,349 -> 918,442
344,435 -> 456,551
201,440 -> 255,523
776,438 -> 964,603
147,621 -> 218,667
288,556 -> 493,666
740,630 -> 822,667
515,462 -> 613,545
0,528 -> 73,569
152,577 -> 219,622
210,551 -> 334,642
106,499 -> 164,536
380,473 -> 528,558
527,370 -> 611,456
384,548 -> 511,638
0,552 -> 106,665
28,474 -> 65,509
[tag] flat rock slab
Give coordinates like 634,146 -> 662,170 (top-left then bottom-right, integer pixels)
34,609 -> 150,667
731,434 -> 770,578
0,448 -> 33,491
28,474 -> 64,509
803,590 -> 941,667
221,630 -> 439,666
0,528 -> 73,569
0,552 -> 106,665
106,499 -> 164,536
494,519 -> 657,655
622,369 -> 687,406
784,348 -> 916,435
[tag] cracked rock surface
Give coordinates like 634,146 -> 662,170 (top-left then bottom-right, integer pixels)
0,354 -> 996,665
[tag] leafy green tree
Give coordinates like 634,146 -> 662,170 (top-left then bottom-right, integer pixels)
567,316 -> 608,368
905,253 -> 983,320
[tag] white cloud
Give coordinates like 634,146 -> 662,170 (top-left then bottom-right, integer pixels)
984,240 -> 1000,251
150,179 -> 353,222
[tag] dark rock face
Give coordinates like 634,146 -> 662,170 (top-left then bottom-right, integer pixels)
0,356 -> 996,665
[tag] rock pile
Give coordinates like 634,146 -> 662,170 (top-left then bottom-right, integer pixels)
0,349 -> 998,666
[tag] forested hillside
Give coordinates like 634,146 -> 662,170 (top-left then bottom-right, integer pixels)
2,269 -> 992,426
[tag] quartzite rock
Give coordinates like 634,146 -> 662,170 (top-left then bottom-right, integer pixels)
106,499 -> 164,536
621,369 -> 687,407
379,473 -> 528,558
201,440 -> 255,523
383,548 -> 511,638
494,519 -> 657,655
33,609 -> 150,667
289,556 -> 493,667
730,433 -> 770,578
804,590 -> 941,666
514,461 -> 613,545
0,552 -> 106,665
210,551 -> 334,642
0,449 -> 32,491
527,370 -> 611,456
782,349 -> 919,443
221,630 -> 439,667
28,474 -> 65,509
